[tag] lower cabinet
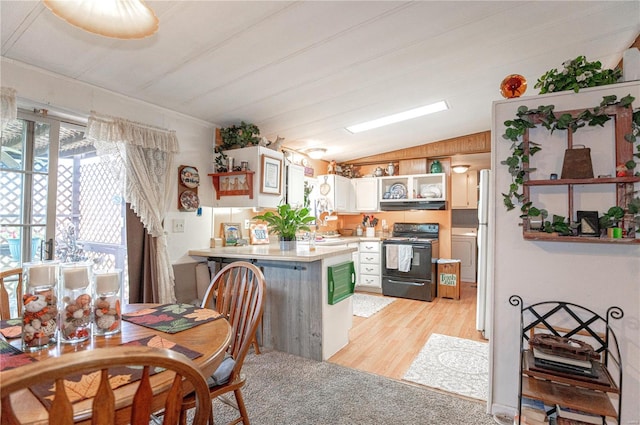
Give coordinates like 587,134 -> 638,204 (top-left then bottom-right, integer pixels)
356,241 -> 381,293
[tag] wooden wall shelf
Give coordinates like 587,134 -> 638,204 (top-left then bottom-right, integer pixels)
209,171 -> 255,200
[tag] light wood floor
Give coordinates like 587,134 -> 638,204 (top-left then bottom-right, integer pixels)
328,282 -> 486,381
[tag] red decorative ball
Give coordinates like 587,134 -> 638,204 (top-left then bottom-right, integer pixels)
500,74 -> 527,98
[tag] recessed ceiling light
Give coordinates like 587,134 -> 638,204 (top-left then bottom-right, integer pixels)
346,101 -> 448,134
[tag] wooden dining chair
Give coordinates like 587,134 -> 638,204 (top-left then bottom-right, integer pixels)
181,261 -> 266,425
0,346 -> 212,425
0,268 -> 23,320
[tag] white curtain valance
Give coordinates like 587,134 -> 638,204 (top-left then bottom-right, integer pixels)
86,111 -> 179,152
1,87 -> 17,124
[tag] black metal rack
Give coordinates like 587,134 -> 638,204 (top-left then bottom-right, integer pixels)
510,295 -> 623,425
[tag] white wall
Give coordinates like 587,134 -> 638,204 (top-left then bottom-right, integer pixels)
490,81 -> 640,423
1,58 -> 216,263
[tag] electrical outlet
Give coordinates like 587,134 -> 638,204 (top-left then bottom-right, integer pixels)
244,219 -> 251,229
172,219 -> 185,233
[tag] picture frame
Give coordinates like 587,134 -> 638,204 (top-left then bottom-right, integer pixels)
577,211 -> 599,237
249,223 -> 270,245
260,154 -> 282,195
221,223 -> 242,246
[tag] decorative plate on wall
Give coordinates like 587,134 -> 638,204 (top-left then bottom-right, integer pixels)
180,166 -> 200,188
179,190 -> 200,211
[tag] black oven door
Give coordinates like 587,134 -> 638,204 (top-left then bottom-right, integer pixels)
381,243 -> 432,281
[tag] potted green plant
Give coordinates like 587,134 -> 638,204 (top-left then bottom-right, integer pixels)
253,204 -> 316,250
534,55 -> 621,94
599,206 -> 625,237
215,121 -> 262,172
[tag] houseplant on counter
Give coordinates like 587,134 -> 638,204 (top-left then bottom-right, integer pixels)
253,204 -> 316,251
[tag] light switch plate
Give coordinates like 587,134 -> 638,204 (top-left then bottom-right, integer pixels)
173,219 -> 185,233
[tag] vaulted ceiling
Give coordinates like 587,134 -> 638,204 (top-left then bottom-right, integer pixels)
1,1 -> 638,161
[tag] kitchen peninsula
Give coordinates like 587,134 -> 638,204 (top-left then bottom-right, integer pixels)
189,244 -> 357,361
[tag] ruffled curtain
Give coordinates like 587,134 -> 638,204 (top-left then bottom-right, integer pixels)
1,87 -> 17,130
87,111 -> 179,303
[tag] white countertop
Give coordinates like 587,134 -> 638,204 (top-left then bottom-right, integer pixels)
189,244 -> 357,262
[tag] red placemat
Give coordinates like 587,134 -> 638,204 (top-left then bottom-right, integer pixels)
0,318 -> 22,339
30,335 -> 202,408
0,340 -> 38,371
122,303 -> 223,333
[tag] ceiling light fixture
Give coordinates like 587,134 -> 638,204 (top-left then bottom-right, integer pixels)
306,148 -> 327,160
44,0 -> 159,40
346,100 -> 448,134
452,165 -> 470,174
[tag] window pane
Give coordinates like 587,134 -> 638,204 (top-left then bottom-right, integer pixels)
0,119 -> 25,171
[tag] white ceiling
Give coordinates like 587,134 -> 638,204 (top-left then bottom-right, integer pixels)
1,1 -> 638,162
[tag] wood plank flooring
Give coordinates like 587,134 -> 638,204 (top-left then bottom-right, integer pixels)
328,282 -> 485,381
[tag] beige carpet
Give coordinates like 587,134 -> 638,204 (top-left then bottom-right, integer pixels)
187,349 -> 494,424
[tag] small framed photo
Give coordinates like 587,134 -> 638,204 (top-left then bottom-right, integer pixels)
249,223 -> 270,245
221,223 -> 242,246
577,211 -> 599,237
261,154 -> 282,195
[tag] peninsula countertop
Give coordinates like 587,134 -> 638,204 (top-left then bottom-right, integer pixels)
189,244 -> 357,262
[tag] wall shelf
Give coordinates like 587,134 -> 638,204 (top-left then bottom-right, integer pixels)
208,171 -> 255,200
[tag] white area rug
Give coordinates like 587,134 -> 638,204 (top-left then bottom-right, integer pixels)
352,293 -> 396,318
403,333 -> 489,401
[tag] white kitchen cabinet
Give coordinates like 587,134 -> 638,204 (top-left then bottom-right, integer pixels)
451,171 -> 478,209
357,240 -> 381,293
316,174 -> 355,213
451,234 -> 477,282
211,146 -> 284,208
286,163 -> 305,208
353,177 -> 379,212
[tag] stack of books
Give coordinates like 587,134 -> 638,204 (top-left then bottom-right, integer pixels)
532,348 -> 595,378
555,405 -> 603,424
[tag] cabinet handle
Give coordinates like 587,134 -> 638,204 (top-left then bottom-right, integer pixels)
365,246 -> 374,250
365,257 -> 374,261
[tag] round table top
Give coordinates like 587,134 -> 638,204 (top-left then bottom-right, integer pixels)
6,303 -> 232,424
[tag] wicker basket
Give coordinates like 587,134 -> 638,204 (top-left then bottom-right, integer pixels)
338,229 -> 354,237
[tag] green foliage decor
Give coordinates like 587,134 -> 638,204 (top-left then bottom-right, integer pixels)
501,94 -> 640,234
214,121 -> 261,171
253,204 -> 316,241
534,56 -> 622,94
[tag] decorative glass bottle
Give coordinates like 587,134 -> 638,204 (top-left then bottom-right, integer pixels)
59,262 -> 93,343
22,261 -> 59,351
93,270 -> 122,336
430,160 -> 442,173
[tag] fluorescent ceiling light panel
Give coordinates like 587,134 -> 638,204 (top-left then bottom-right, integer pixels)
346,101 -> 448,134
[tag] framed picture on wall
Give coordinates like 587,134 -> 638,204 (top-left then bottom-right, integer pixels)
577,211 -> 599,237
221,223 -> 242,246
260,154 -> 282,195
249,223 -> 270,245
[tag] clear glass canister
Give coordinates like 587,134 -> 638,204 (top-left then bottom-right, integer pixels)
93,270 -> 122,336
22,261 -> 59,351
59,262 -> 93,343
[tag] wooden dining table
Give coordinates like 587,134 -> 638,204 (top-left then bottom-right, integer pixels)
4,303 -> 232,424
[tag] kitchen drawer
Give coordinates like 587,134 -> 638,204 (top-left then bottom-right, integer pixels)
359,252 -> 380,264
359,241 -> 380,253
358,274 -> 381,288
360,263 -> 380,275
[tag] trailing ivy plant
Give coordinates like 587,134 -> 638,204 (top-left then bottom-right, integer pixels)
534,56 -> 622,94
501,94 -> 639,234
214,121 -> 262,171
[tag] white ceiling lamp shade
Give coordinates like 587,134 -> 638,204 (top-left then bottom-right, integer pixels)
43,0 -> 159,40
452,165 -> 470,174
306,148 -> 327,160
346,101 -> 448,134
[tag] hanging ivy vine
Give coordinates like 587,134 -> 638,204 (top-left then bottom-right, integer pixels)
501,94 -> 640,234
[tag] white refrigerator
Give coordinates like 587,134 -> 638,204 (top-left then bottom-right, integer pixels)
476,169 -> 492,339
